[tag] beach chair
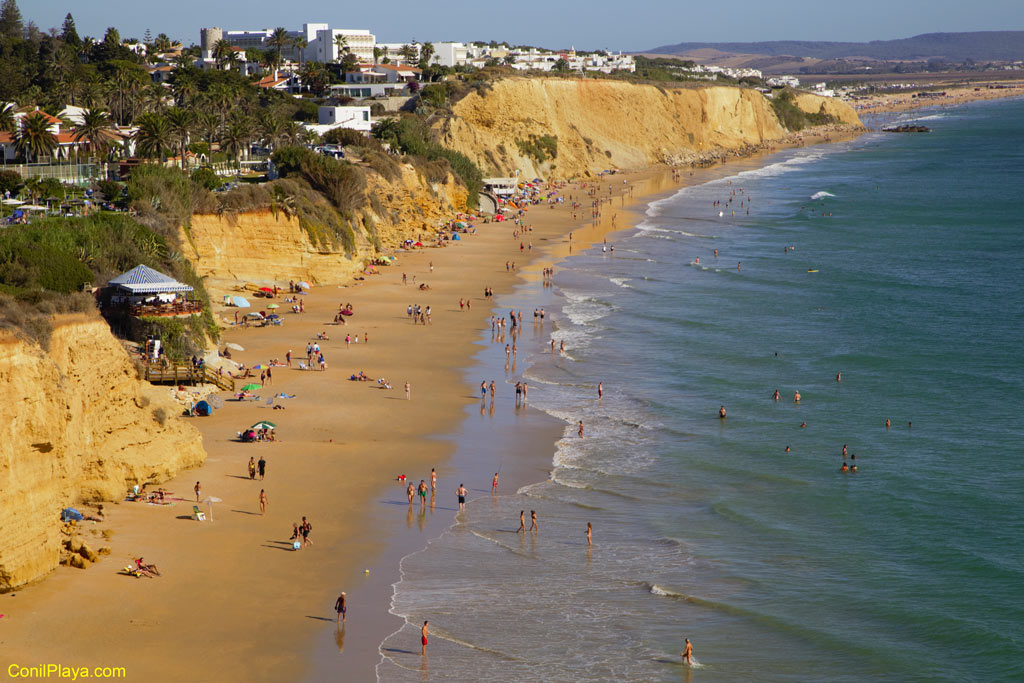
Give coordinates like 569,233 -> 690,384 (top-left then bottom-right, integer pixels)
192,505 -> 207,522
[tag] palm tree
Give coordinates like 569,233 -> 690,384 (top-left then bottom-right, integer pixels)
400,43 -> 417,66
292,36 -> 307,67
267,27 -> 290,63
420,42 -> 435,69
281,120 -> 303,146
257,112 -> 285,151
213,39 -> 233,69
0,104 -> 15,136
170,69 -> 198,107
220,115 -> 253,165
194,110 -> 221,160
164,107 -> 193,169
373,46 -> 383,65
333,33 -> 349,63
15,112 -> 58,162
71,108 -> 118,158
132,112 -> 171,160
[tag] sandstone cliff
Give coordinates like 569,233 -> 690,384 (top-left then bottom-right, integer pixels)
0,316 -> 206,591
184,164 -> 467,290
436,78 -> 862,178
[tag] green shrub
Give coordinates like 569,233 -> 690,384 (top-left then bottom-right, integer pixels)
0,170 -> 23,196
322,128 -> 369,147
95,179 -> 123,202
769,89 -> 835,132
516,134 -> 558,163
190,167 -> 223,191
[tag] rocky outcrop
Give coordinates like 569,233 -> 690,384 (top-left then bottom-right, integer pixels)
184,164 -> 467,290
0,316 -> 205,591
436,78 -> 862,178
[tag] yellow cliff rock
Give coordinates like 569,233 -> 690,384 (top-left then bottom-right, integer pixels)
437,78 -> 862,178
185,164 -> 467,291
0,316 -> 205,591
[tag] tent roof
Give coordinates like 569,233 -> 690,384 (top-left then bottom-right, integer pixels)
108,264 -> 193,294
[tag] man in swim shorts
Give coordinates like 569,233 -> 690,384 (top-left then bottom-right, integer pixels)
457,483 -> 467,511
418,480 -> 428,506
421,621 -> 429,655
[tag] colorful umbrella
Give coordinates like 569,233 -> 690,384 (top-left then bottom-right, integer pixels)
250,421 -> 276,430
241,383 -> 262,392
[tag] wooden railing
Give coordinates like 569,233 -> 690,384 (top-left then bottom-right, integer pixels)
143,363 -> 234,392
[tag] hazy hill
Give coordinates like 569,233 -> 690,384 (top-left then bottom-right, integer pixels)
646,32 -> 1024,62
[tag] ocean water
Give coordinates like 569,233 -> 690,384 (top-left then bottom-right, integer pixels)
379,98 -> 1024,681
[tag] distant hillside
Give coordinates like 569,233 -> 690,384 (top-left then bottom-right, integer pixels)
646,32 -> 1024,62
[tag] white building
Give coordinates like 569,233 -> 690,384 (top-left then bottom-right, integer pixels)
316,105 -> 372,132
307,28 -> 376,64
432,42 -> 468,67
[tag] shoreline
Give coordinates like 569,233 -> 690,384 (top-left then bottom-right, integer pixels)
849,80 -> 1024,116
0,127 -> 867,681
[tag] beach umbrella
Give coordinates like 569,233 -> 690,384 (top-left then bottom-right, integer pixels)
251,363 -> 267,370
225,343 -> 244,351
250,420 -> 276,430
266,314 -> 280,320
241,383 -> 262,392
245,312 -> 264,318
1,198 -> 24,205
266,303 -> 279,309
22,204 -> 47,211
258,287 -> 274,293
202,496 -> 223,521
297,281 -> 311,289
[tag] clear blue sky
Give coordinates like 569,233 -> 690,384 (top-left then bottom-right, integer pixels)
21,0 -> 1024,52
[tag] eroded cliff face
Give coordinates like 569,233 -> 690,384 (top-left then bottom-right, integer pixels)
185,164 -> 467,290
437,78 -> 862,178
0,317 -> 206,591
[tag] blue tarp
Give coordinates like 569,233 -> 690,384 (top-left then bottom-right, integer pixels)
452,233 -> 461,240
61,507 -> 84,522
232,296 -> 250,308
195,400 -> 213,416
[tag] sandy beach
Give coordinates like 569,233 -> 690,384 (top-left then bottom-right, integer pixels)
0,131 -> 865,680
850,80 -> 1024,115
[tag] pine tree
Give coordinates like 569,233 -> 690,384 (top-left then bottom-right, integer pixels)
61,12 -> 80,47
144,28 -> 152,45
0,0 -> 23,40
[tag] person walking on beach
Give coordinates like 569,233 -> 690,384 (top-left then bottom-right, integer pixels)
418,480 -> 428,507
681,638 -> 693,665
421,621 -> 429,655
481,381 -> 487,399
431,468 -> 437,493
457,483 -> 467,511
194,481 -> 201,502
492,473 -> 499,494
530,510 -> 538,532
259,489 -> 268,516
258,456 -> 266,480
301,516 -> 313,546
405,382 -> 411,400
407,482 -> 415,505
248,457 -> 256,480
517,510 -> 526,533
335,592 -> 346,624
286,349 -> 292,367
489,381 -> 496,399
578,421 -> 584,438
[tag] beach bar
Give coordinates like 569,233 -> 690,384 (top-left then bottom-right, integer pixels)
105,264 -> 202,317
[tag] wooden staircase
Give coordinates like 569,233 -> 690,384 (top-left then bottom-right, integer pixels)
143,363 -> 235,392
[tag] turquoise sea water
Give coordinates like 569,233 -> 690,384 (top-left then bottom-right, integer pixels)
379,98 -> 1024,681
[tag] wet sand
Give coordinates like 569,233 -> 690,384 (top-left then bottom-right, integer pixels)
0,136 -> 861,680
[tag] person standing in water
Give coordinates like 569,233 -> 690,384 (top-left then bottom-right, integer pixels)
719,405 -> 727,419
586,522 -> 592,546
457,483 -> 467,512
578,420 -> 584,438
421,621 -> 429,656
517,510 -> 526,533
598,382 -> 603,398
682,638 -> 693,665
529,510 -> 538,532
335,592 -> 346,624
492,473 -> 499,493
